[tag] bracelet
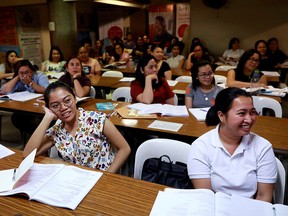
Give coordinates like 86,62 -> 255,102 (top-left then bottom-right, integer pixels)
29,82 -> 33,87
73,77 -> 78,81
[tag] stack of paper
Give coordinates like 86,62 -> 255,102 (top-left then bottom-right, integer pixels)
188,107 -> 210,121
127,103 -> 189,117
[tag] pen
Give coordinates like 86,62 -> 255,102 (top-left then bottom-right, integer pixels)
12,168 -> 16,181
200,108 -> 208,112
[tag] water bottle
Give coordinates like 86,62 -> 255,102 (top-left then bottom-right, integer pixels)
250,69 -> 261,95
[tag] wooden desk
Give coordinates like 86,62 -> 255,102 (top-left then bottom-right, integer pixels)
0,148 -> 165,215
0,98 -> 287,153
101,66 -> 136,77
171,68 -> 191,79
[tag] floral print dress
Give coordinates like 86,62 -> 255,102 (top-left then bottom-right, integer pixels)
46,108 -> 115,171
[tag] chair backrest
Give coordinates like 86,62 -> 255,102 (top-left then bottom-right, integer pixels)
215,65 -> 236,72
252,96 -> 282,118
49,146 -> 61,160
175,76 -> 192,83
214,74 -> 227,85
111,87 -> 132,102
102,70 -> 124,78
173,94 -> 178,105
89,86 -> 96,98
134,138 -> 191,179
274,157 -> 286,204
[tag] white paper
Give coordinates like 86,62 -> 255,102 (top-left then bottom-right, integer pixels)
150,189 -> 216,216
148,120 -> 183,132
32,165 -> 102,210
189,107 -> 209,121
0,149 -> 36,192
6,91 -> 43,102
167,80 -> 178,86
119,77 -> 135,82
127,103 -> 189,117
0,144 -> 15,159
45,72 -> 65,79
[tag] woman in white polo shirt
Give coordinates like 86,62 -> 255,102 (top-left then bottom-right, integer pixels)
187,87 -> 277,202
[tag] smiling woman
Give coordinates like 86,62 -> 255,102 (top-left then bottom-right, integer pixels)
187,87 -> 277,203
23,81 -> 131,173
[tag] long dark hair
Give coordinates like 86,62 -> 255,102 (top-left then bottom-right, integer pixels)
254,40 -> 267,57
205,87 -> 251,126
228,37 -> 240,49
44,81 -> 75,108
5,50 -> 19,74
49,46 -> 64,62
191,60 -> 215,90
113,42 -> 124,61
134,55 -> 163,88
234,49 -> 260,80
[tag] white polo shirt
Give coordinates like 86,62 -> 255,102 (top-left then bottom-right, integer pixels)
187,125 -> 277,198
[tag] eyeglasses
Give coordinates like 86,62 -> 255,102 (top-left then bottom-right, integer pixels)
198,71 -> 214,78
19,70 -> 32,76
49,97 -> 73,110
248,58 -> 260,64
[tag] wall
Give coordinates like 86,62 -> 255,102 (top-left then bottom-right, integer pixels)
189,0 -> 288,58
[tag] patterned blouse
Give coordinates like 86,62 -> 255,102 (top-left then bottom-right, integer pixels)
46,108 -> 115,171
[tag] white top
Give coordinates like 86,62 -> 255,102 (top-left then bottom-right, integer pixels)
166,55 -> 185,69
222,49 -> 245,60
187,125 -> 277,198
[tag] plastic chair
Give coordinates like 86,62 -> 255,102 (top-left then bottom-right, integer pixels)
49,146 -> 61,160
102,71 -> 124,78
274,157 -> 286,204
175,76 -> 192,83
174,94 -> 178,105
252,96 -> 282,118
111,87 -> 132,102
214,74 -> 227,85
134,138 -> 191,179
89,86 -> 96,98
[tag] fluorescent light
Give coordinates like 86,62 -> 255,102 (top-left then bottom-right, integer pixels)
93,0 -> 145,8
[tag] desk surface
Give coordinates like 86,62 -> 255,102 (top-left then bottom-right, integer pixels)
0,148 -> 165,215
0,98 -> 287,152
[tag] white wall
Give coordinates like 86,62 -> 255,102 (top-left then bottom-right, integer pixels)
189,0 -> 288,58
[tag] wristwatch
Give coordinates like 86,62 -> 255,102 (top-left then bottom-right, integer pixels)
73,77 -> 78,81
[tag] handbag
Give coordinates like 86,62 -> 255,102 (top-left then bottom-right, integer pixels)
141,155 -> 193,189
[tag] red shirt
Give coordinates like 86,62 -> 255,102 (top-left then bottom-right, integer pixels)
131,78 -> 174,104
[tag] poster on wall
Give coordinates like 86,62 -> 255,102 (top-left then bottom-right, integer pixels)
176,4 -> 190,40
98,8 -> 124,50
15,7 -> 43,68
0,7 -> 20,57
148,4 -> 174,47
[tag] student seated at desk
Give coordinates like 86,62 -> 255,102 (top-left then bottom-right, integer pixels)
227,49 -> 267,88
222,37 -> 244,62
23,81 -> 131,173
151,44 -> 172,80
186,42 -> 211,71
41,46 -> 66,73
185,60 -> 223,108
58,56 -> 91,98
255,40 -> 275,71
1,59 -> 49,94
108,42 -> 130,66
187,87 -> 277,202
0,50 -> 23,84
78,46 -> 101,76
165,42 -> 185,69
130,55 -> 174,104
1,59 -> 49,136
